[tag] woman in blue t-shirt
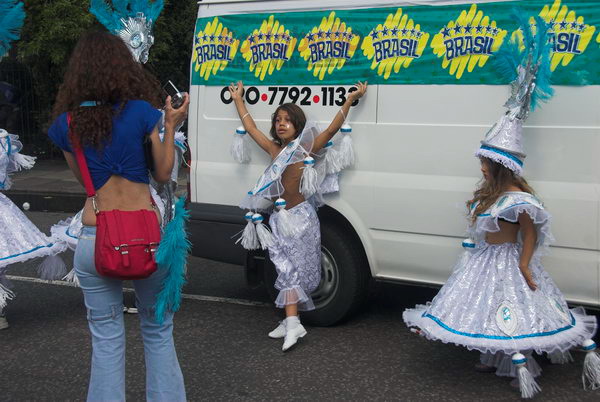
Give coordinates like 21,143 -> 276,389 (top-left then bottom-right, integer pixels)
48,31 -> 189,401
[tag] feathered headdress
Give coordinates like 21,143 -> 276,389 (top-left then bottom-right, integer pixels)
89,0 -> 164,63
475,11 -> 554,175
0,0 -> 25,59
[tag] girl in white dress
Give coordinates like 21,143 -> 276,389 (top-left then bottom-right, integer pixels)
403,14 -> 600,398
228,81 -> 367,351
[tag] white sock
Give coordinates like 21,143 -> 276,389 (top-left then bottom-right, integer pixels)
285,315 -> 300,329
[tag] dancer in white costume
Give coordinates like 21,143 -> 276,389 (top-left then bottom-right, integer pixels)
0,0 -> 67,329
403,14 -> 600,398
0,131 -> 68,319
228,81 -> 367,351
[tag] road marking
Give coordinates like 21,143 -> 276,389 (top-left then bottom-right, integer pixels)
6,275 -> 272,308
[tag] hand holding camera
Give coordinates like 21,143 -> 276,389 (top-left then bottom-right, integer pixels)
163,80 -> 189,129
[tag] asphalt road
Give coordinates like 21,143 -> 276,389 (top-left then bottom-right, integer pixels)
1,211 -> 599,401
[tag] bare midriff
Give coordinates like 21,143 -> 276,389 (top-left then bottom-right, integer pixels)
276,161 -> 305,210
485,220 -> 520,244
81,175 -> 160,226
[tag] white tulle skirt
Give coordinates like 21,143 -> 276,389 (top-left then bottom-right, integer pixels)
0,193 -> 66,271
403,241 -> 597,356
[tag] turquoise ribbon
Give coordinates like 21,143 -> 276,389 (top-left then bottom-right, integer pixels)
80,101 -> 100,107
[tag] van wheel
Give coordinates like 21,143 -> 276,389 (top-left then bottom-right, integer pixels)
263,219 -> 370,326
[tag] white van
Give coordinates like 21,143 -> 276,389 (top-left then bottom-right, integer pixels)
187,0 -> 600,325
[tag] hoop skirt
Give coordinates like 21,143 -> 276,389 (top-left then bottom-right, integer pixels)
403,192 -> 597,356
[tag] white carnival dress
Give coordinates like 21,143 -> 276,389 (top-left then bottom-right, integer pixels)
237,122 -> 351,311
403,192 -> 597,370
0,129 -> 67,307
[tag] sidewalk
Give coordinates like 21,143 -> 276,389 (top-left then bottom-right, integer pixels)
4,159 -> 187,212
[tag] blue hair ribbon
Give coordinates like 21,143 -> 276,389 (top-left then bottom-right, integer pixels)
80,101 -> 100,107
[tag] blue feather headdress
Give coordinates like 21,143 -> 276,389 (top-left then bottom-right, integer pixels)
493,10 -> 554,118
475,9 -> 555,176
0,0 -> 25,59
89,0 -> 164,63
90,0 -> 163,33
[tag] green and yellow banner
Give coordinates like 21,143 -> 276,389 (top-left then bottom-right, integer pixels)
191,0 -> 600,86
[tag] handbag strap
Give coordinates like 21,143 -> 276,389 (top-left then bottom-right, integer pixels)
67,113 -> 96,198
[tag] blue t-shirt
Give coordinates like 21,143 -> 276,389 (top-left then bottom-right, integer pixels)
48,100 -> 162,191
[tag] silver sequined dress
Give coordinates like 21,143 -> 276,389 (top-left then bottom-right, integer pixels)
0,133 -> 66,271
403,192 -> 597,356
269,201 -> 321,311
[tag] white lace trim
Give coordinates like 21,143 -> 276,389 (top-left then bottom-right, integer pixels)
274,286 -> 315,311
475,148 -> 523,176
403,306 -> 596,355
0,241 -> 67,271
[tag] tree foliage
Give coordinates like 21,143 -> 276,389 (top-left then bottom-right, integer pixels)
15,0 -> 197,130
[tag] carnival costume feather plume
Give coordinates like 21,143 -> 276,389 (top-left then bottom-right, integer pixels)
90,0 -> 164,63
0,0 -> 25,58
493,12 -> 554,116
90,0 -> 164,33
154,197 -> 191,324
475,10 -> 555,176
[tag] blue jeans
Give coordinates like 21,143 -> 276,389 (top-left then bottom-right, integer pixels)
75,227 -> 186,402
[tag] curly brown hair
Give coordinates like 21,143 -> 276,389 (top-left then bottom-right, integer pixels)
52,30 -> 162,149
467,157 -> 536,222
269,103 -> 306,145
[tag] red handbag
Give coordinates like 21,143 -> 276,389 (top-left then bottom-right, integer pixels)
70,115 -> 160,280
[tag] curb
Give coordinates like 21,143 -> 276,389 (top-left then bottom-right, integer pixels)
4,191 -> 86,213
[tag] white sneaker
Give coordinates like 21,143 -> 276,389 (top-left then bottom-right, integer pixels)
268,321 -> 286,339
0,316 -> 9,330
282,324 -> 307,352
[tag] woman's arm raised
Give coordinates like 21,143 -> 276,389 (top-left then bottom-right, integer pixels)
229,81 -> 279,157
312,82 -> 367,153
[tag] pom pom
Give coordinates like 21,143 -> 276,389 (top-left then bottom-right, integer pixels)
0,282 -> 15,310
512,353 -> 541,398
62,267 -> 80,287
22,202 -> 30,211
337,124 -> 355,169
547,350 -> 573,365
300,156 -> 318,198
236,212 -> 260,250
582,339 -> 600,390
461,238 -> 476,250
230,126 -> 251,163
252,213 -> 274,249
274,198 -> 301,238
324,141 -> 342,175
11,152 -> 36,171
37,254 -> 67,281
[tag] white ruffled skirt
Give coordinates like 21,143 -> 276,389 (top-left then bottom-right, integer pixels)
268,201 -> 321,311
403,241 -> 597,355
0,193 -> 66,271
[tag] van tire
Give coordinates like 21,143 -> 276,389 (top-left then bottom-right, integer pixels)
263,219 -> 370,326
